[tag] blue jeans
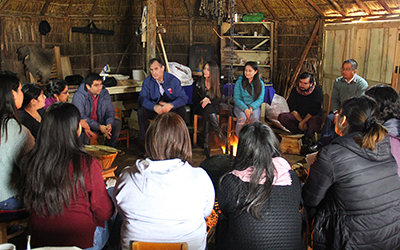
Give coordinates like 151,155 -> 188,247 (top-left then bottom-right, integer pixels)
0,196 -> 24,210
234,106 -> 261,136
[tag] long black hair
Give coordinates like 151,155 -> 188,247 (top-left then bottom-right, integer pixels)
222,122 -> 281,219
0,71 -> 22,144
18,102 -> 92,216
242,61 -> 262,101
200,61 -> 221,99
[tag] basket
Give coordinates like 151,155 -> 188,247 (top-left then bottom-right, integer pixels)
85,145 -> 119,170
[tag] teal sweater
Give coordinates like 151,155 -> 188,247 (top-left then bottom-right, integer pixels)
234,76 -> 265,111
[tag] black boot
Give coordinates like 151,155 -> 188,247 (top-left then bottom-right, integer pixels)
209,113 -> 226,147
203,121 -> 211,158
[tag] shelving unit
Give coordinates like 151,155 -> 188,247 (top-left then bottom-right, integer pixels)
220,22 -> 274,83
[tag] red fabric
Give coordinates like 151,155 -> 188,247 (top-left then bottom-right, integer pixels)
88,90 -> 99,122
30,159 -> 114,248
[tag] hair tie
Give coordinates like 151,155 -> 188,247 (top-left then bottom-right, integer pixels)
363,116 -> 376,132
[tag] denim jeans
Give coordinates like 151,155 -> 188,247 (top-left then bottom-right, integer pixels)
234,106 -> 261,136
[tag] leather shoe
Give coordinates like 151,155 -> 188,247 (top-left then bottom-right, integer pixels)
308,144 -> 321,153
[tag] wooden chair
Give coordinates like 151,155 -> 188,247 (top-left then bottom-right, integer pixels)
0,209 -> 29,244
115,108 -> 130,148
131,241 -> 188,250
193,114 -> 219,145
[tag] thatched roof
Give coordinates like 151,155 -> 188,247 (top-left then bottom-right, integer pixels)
0,0 -> 399,21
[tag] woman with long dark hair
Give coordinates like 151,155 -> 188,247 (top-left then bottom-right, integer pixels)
192,61 -> 225,156
303,96 -> 400,249
0,72 -> 34,210
18,102 -> 114,249
44,78 -> 69,109
18,83 -> 46,139
217,122 -> 302,250
233,61 -> 265,136
115,112 -> 215,250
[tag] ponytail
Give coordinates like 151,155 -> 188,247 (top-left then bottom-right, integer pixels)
361,117 -> 387,150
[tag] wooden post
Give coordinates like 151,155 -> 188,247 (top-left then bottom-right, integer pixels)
146,0 -> 157,69
90,33 -> 94,71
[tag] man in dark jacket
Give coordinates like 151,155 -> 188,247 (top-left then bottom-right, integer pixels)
137,58 -> 188,141
278,72 -> 323,146
72,73 -> 121,147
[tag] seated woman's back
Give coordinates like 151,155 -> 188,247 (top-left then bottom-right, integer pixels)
18,103 -> 113,249
217,123 -> 302,250
114,113 -> 215,250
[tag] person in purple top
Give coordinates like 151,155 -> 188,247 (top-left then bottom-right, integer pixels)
44,79 -> 69,109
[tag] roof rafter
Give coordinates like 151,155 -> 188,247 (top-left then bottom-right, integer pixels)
163,0 -> 169,21
328,0 -> 347,17
238,0 -> 250,13
282,0 -> 302,19
354,0 -> 371,15
376,0 -> 393,14
0,0 -> 11,13
65,0 -> 73,17
306,0 -> 325,17
89,0 -> 99,18
183,0 -> 192,19
40,0 -> 51,16
261,0 -> 278,19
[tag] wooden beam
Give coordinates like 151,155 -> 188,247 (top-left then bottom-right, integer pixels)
354,0 -> 371,15
261,0 -> 278,20
282,0 -> 302,20
163,0 -> 168,22
306,0 -> 325,17
0,0 -> 11,14
376,0 -> 393,14
287,19 -> 321,99
40,0 -> 51,16
147,0 -> 157,67
238,0 -> 250,13
118,0 -> 123,16
65,0 -> 74,17
328,0 -> 347,17
183,0 -> 192,19
89,0 -> 99,18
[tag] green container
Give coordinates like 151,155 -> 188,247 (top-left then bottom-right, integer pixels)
242,13 -> 264,22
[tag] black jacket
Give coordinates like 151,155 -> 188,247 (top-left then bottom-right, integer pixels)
192,77 -> 221,115
303,132 -> 400,250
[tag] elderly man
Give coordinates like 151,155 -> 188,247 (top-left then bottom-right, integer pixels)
137,58 -> 188,141
278,72 -> 323,146
309,59 -> 368,152
72,73 -> 121,147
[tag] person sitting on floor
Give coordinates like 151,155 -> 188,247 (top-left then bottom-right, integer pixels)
192,60 -> 225,157
72,73 -> 121,147
217,122 -> 302,250
0,72 -> 35,211
303,96 -> 400,249
234,61 -> 265,136
18,83 -> 46,139
18,102 -> 114,249
278,72 -> 323,146
114,112 -> 215,250
366,85 -> 400,170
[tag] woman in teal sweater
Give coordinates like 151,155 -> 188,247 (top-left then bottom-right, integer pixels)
234,61 -> 265,136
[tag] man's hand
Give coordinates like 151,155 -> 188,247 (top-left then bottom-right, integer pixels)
85,128 -> 98,139
100,124 -> 112,139
80,119 -> 90,130
200,97 -> 211,109
154,104 -> 163,114
298,121 -> 308,131
160,103 -> 173,113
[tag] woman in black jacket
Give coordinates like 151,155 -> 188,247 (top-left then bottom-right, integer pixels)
302,95 -> 400,250
192,61 -> 225,156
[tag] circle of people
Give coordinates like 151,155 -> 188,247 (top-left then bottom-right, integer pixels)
0,57 -> 399,250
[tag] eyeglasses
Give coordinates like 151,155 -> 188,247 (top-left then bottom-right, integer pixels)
340,68 -> 353,72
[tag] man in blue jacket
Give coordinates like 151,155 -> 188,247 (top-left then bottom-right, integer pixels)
72,73 -> 121,147
137,58 -> 188,141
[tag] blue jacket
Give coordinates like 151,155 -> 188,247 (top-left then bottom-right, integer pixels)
234,76 -> 265,111
139,72 -> 188,111
72,83 -> 115,132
